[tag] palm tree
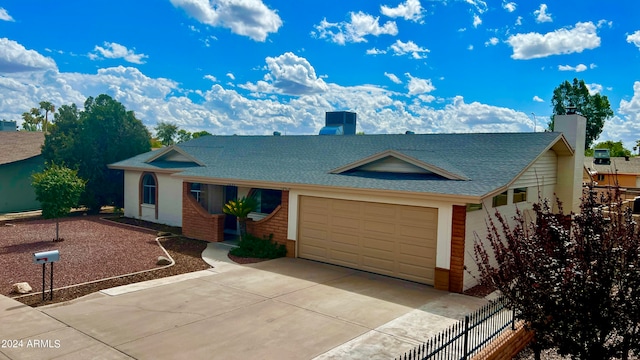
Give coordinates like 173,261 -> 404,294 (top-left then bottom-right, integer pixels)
39,101 -> 55,133
222,196 -> 257,240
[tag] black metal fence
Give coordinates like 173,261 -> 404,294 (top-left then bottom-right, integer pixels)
396,296 -> 515,360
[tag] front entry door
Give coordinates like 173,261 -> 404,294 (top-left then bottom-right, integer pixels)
223,186 -> 238,233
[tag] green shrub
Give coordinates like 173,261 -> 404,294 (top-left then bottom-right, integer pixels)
230,233 -> 287,259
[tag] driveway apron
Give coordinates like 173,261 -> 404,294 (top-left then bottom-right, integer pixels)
2,258 -> 487,360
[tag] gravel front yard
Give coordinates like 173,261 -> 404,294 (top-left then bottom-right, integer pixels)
1,216 -> 170,297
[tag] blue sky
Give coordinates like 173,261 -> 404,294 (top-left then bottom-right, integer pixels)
1,0 -> 640,149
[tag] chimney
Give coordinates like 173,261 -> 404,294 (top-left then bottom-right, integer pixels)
553,113 -> 586,214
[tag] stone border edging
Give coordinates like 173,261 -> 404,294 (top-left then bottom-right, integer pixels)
11,217 -> 176,299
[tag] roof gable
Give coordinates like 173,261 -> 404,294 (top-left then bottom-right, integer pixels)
145,146 -> 205,166
330,150 -> 469,180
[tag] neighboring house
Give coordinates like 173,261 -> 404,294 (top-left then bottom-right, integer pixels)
0,132 -> 45,214
109,114 -> 585,293
584,156 -> 640,188
0,120 -> 17,131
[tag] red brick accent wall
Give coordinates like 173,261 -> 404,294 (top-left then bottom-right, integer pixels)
246,190 -> 293,257
472,321 -> 534,360
434,267 -> 450,291
449,205 -> 466,293
182,182 -> 225,242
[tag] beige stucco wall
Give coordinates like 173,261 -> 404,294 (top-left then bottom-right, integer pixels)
464,182 -> 556,290
287,188 -> 458,270
123,170 -> 183,227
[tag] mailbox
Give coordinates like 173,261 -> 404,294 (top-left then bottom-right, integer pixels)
33,250 -> 60,264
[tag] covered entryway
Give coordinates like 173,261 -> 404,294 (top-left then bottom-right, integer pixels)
298,196 -> 438,285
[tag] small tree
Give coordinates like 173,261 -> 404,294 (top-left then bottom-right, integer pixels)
474,188 -> 640,359
155,121 -> 179,146
222,196 -> 257,240
32,164 -> 86,241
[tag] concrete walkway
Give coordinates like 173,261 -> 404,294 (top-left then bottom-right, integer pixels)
1,256 -> 487,360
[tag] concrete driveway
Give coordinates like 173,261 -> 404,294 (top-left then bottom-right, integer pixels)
0,258 -> 487,360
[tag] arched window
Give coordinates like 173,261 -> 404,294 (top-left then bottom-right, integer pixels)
142,173 -> 156,205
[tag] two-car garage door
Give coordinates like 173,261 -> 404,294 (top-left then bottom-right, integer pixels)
298,196 -> 438,285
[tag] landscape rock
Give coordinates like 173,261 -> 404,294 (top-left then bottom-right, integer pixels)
156,256 -> 172,266
12,282 -> 32,294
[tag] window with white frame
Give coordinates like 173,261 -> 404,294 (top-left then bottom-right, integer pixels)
142,174 -> 156,205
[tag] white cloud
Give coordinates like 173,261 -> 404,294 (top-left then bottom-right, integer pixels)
502,1 -> 516,12
405,73 -> 435,95
226,73 -> 235,80
240,52 -> 328,96
170,0 -> 282,42
0,7 -> 14,21
473,14 -> 482,28
466,0 -> 488,14
380,0 -> 423,22
92,42 -> 148,64
586,83 -> 603,95
384,72 -> 402,84
599,82 -> 640,151
533,95 -> 544,102
507,22 -> 600,60
389,39 -> 429,59
0,38 -> 548,139
515,16 -> 522,26
534,4 -> 552,23
627,30 -> 640,50
0,38 -> 57,73
366,47 -> 387,55
558,63 -> 587,72
468,44 -> 474,51
485,37 -> 499,46
204,74 -> 218,82
313,12 -> 398,45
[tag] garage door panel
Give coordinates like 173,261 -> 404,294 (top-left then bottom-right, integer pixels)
330,232 -> 360,246
299,227 -> 328,242
331,216 -> 361,230
363,220 -> 396,234
362,237 -> 395,252
329,249 -> 359,266
299,196 -> 438,285
299,244 -> 328,259
399,244 -> 434,259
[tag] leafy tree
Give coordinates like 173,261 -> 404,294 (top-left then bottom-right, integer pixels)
32,164 -> 85,241
586,140 -> 632,157
21,107 -> 43,131
43,94 -> 151,212
633,140 -> 640,156
39,101 -> 55,133
192,130 -> 212,138
549,78 -> 614,149
176,129 -> 192,143
474,188 -> 640,359
223,196 -> 257,240
155,121 -> 179,146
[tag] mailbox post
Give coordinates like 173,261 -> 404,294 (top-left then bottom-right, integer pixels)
33,250 -> 59,301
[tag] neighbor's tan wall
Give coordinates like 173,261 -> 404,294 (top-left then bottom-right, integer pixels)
182,182 -> 225,242
246,190 -> 294,257
597,174 -> 636,188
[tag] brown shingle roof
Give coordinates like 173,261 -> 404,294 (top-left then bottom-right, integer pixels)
0,132 -> 45,165
584,156 -> 640,175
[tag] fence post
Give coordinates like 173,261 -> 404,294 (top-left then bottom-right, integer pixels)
462,314 -> 469,360
511,304 -> 516,331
